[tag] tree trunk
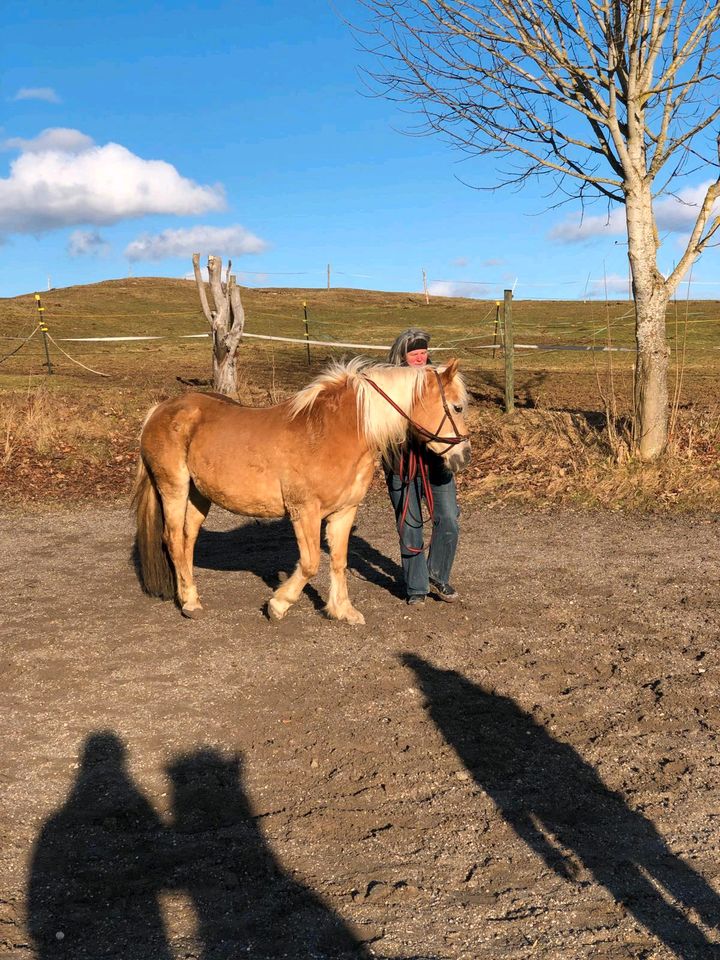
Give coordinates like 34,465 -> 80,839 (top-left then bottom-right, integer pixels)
625,190 -> 669,462
212,332 -> 238,396
192,254 -> 245,398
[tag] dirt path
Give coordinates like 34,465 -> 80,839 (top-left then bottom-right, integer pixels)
2,500 -> 720,959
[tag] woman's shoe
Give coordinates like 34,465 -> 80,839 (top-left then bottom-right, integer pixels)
406,595 -> 427,606
430,578 -> 458,602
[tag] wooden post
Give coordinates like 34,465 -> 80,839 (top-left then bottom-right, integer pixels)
303,301 -> 311,366
422,269 -> 429,304
327,263 -> 331,290
492,300 -> 501,359
35,294 -> 53,375
503,288 -> 514,414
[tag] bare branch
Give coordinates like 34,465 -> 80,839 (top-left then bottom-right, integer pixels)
192,252 -> 214,328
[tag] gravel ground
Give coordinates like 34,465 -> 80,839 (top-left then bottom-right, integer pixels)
2,499 -> 720,959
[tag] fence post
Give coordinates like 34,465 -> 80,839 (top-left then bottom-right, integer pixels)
492,300 -> 501,359
422,268 -> 429,304
303,301 -> 311,366
35,294 -> 53,375
503,288 -> 514,414
327,264 -> 331,290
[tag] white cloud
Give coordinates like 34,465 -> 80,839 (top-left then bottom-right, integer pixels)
13,87 -> 61,103
551,181 -> 720,243
68,230 -> 109,257
125,224 -> 268,262
550,207 -> 626,242
654,181 -> 720,232
428,280 -> 492,298
0,128 -> 225,235
588,273 -> 631,298
452,257 -> 469,268
2,128 -> 94,154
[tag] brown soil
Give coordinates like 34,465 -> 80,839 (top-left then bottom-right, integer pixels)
2,497 -> 720,959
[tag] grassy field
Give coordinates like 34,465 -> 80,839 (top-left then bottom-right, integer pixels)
1,278 -> 718,509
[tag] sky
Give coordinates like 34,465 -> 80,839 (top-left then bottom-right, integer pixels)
1,0 -> 719,302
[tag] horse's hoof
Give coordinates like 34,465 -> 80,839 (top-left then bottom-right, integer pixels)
181,604 -> 205,620
328,605 -> 365,625
345,609 -> 366,626
267,599 -> 287,621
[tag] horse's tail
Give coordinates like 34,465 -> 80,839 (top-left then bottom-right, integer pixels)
131,453 -> 175,600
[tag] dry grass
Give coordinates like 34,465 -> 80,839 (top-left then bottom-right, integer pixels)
1,279 -> 718,510
456,405 -> 720,511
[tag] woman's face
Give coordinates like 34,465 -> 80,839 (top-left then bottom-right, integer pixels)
406,348 -> 429,367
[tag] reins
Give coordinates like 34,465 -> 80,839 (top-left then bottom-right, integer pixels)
363,369 -> 468,454
364,368 -> 468,555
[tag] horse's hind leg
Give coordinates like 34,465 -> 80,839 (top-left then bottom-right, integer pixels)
325,505 -> 365,625
267,505 -> 321,621
179,485 -> 211,619
156,477 -> 199,618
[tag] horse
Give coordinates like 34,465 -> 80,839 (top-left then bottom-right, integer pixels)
132,357 -> 471,625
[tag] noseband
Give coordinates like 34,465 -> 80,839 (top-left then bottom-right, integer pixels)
364,369 -> 469,455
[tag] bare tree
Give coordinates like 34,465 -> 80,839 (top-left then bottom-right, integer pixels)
359,0 -> 720,460
192,253 -> 246,396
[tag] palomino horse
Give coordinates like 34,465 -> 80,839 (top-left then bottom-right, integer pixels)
132,357 -> 470,624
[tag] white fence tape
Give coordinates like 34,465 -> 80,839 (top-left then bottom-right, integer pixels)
56,331 -> 451,351
55,330 -> 634,352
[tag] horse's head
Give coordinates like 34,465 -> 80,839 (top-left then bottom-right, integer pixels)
413,359 -> 471,473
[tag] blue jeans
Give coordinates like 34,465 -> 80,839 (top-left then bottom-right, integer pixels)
386,462 -> 459,598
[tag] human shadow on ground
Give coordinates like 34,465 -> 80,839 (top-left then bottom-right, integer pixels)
27,732 -> 372,959
27,732 -> 173,960
403,655 -> 720,960
164,748 -> 369,959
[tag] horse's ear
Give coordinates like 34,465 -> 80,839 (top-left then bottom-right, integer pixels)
440,358 -> 459,381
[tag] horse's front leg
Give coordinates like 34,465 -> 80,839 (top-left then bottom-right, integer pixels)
325,505 -> 365,625
267,505 -> 321,621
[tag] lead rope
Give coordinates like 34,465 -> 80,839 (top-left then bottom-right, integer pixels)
396,446 -> 435,555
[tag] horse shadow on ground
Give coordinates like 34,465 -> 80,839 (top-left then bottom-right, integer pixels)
27,731 -> 380,960
194,517 -> 405,604
403,654 -> 720,960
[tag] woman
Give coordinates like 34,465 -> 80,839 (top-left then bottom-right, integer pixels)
385,328 -> 460,606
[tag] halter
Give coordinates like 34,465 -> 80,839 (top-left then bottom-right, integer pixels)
363,368 -> 469,455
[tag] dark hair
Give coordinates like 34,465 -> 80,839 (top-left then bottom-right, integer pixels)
388,328 -> 431,366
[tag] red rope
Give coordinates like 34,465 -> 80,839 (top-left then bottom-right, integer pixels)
397,447 -> 435,555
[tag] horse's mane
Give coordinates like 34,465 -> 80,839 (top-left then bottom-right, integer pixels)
289,357 -> 431,456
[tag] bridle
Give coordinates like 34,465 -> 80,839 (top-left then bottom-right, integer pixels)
364,368 -> 469,456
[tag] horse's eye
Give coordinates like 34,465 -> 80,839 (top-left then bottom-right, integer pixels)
453,404 -> 464,414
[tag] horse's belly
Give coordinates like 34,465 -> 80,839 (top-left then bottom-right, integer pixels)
190,461 -> 285,517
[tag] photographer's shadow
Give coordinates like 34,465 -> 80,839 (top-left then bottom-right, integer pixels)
27,731 -> 172,960
27,733 -> 371,959
403,654 -> 720,960
164,747 -> 368,958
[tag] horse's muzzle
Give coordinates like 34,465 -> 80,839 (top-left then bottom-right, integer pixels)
444,440 -> 472,474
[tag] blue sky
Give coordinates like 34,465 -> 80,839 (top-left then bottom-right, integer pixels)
1,0 -> 718,301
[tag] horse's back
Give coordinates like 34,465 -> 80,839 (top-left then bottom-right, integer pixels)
141,392 -> 292,516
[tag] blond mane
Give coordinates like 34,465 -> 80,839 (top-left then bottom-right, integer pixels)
289,357 -> 431,456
